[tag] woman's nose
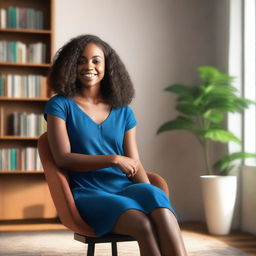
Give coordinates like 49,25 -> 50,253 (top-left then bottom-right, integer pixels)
86,66 -> 93,71
85,62 -> 94,70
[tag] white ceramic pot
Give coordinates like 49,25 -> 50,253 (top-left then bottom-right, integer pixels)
200,175 -> 237,235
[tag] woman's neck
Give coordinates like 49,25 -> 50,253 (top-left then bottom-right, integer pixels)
76,86 -> 104,104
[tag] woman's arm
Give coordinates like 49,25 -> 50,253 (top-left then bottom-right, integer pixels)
47,114 -> 116,171
47,114 -> 138,175
123,127 -> 150,183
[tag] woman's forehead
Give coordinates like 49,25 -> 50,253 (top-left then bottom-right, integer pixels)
80,43 -> 104,57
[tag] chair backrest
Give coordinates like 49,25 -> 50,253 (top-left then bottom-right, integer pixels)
147,171 -> 169,197
38,132 -> 95,236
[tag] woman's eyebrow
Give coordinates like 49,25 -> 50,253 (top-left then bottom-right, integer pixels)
78,55 -> 103,59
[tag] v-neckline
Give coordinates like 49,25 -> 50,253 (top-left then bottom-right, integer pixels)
69,98 -> 112,126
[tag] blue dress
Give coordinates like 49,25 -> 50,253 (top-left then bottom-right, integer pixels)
44,95 -> 176,236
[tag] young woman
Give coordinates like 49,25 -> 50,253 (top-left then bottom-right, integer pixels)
44,34 -> 187,256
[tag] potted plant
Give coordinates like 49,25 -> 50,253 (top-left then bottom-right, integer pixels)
157,66 -> 256,235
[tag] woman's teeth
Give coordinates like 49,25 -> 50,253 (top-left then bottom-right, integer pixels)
83,73 -> 97,77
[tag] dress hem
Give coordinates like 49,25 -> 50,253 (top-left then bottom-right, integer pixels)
95,205 -> 176,236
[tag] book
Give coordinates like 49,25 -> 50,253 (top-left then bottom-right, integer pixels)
19,7 -> 26,29
0,107 -> 3,136
0,76 -> 3,96
0,8 -> 7,28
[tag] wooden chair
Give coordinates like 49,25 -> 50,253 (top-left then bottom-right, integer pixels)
38,132 -> 170,256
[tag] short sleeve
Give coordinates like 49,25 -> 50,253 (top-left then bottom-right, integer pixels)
125,106 -> 137,131
44,95 -> 67,121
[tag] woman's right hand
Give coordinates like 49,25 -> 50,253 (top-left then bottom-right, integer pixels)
113,155 -> 140,177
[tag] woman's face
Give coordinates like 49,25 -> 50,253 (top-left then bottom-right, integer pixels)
76,43 -> 105,88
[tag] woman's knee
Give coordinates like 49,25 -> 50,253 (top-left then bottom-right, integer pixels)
134,212 -> 153,237
140,183 -> 166,198
112,209 -> 153,238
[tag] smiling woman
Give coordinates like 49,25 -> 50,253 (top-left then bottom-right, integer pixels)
44,34 -> 188,256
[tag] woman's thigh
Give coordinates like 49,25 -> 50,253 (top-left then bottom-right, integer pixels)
73,190 -> 142,235
118,183 -> 171,211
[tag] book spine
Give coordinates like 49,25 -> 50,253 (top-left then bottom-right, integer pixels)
0,107 -> 3,136
19,8 -> 26,29
0,149 -> 2,170
7,7 -> 11,28
13,7 -> 17,29
12,112 -> 19,135
0,75 -> 3,96
0,8 -> 7,28
0,41 -> 3,62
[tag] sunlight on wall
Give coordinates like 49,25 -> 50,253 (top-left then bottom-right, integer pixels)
243,0 -> 256,165
228,0 -> 256,166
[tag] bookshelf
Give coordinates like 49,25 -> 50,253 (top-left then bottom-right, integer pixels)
0,0 -> 57,227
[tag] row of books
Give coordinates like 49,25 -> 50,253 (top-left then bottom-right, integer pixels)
11,113 -> 46,137
0,7 -> 44,30
0,147 -> 42,171
0,41 -> 46,63
0,74 -> 47,98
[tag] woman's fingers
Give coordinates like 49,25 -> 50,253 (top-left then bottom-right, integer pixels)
128,160 -> 139,177
126,168 -> 135,177
115,155 -> 140,177
133,159 -> 139,174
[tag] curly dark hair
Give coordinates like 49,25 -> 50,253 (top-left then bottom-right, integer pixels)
48,34 -> 135,108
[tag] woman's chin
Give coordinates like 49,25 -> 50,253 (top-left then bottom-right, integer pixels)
80,82 -> 101,89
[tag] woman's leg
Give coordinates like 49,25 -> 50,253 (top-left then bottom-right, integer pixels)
111,209 -> 161,256
149,208 -> 188,256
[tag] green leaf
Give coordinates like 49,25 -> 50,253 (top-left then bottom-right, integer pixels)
199,129 -> 241,144
205,99 -> 242,113
193,85 -> 208,105
157,116 -> 195,134
214,152 -> 256,173
165,84 -> 191,96
176,103 -> 202,115
193,85 -> 239,110
211,73 -> 234,86
204,84 -> 236,96
203,110 -> 224,123
177,94 -> 194,102
198,66 -> 234,86
233,98 -> 255,112
198,66 -> 220,84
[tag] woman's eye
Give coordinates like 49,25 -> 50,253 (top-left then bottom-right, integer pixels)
77,59 -> 86,65
93,59 -> 100,64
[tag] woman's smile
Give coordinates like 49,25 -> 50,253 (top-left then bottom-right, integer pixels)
80,71 -> 98,80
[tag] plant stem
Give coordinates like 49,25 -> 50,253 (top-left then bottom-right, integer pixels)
197,116 -> 212,174
203,139 -> 212,175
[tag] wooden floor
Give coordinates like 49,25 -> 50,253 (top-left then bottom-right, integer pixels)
181,222 -> 256,255
0,221 -> 255,255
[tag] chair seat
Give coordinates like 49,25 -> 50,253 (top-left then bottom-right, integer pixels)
74,233 -> 135,244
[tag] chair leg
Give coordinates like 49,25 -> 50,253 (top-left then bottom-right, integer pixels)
87,242 -> 95,256
111,241 -> 118,256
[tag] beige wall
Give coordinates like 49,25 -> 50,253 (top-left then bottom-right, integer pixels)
54,0 -> 229,221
